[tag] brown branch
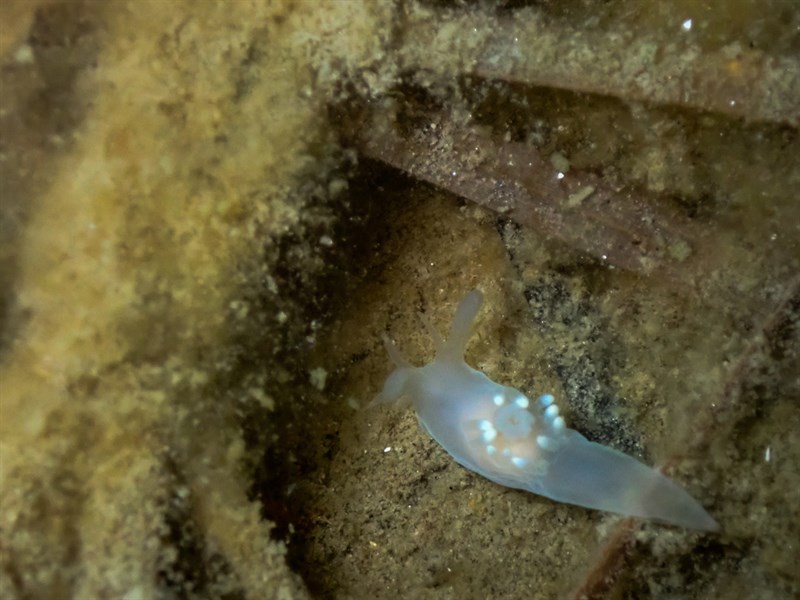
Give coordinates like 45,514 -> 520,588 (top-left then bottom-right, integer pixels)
354,105 -> 702,290
399,10 -> 800,126
569,518 -> 637,600
686,273 -> 800,454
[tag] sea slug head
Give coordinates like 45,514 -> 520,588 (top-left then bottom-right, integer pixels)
369,334 -> 414,408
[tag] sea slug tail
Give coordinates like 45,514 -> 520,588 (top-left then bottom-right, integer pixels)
535,431 -> 718,531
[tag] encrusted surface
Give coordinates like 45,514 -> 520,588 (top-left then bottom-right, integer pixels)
1,1 -> 798,599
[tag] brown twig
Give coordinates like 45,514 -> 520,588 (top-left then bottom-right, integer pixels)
399,9 -> 800,126
569,518 -> 637,600
687,273 -> 800,453
354,105 -> 702,291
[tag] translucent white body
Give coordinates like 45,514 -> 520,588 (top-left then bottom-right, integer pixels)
373,290 -> 718,531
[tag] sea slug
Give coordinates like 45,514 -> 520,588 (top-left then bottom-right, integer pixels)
372,289 -> 718,530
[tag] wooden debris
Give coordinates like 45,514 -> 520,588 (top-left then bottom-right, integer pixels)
399,10 -> 800,126
353,105 -> 702,289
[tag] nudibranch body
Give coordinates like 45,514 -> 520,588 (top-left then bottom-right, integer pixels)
372,289 -> 718,531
